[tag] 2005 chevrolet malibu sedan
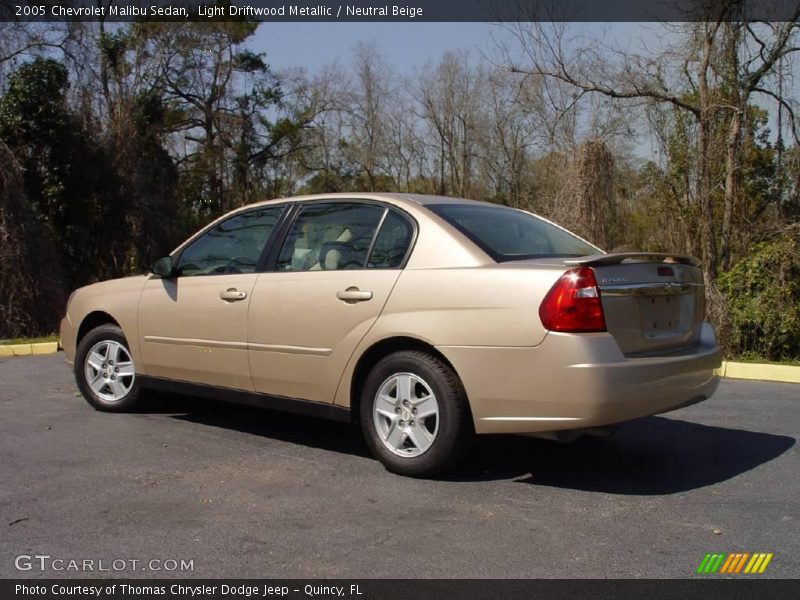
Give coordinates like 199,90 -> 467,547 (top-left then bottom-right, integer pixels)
60,193 -> 721,477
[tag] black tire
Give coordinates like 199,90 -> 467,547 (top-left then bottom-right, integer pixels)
360,350 -> 473,477
75,324 -> 143,412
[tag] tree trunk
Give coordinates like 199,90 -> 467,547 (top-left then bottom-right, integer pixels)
697,117 -> 717,282
697,27 -> 718,283
575,139 -> 614,248
720,107 -> 742,271
720,22 -> 742,272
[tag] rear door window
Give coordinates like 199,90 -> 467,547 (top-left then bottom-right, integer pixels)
368,210 -> 414,269
276,203 -> 385,271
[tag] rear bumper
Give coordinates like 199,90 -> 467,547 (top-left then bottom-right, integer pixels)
438,322 -> 721,434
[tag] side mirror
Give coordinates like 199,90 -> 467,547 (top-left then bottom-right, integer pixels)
151,256 -> 176,278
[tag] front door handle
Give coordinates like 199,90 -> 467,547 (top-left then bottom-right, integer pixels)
220,288 -> 247,302
336,287 -> 373,303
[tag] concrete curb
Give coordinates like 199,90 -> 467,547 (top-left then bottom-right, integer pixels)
0,341 -> 59,358
716,361 -> 800,384
0,343 -> 798,384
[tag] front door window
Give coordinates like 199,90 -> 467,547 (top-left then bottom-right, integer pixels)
177,207 -> 284,276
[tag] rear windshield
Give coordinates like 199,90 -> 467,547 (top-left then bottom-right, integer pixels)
429,204 -> 598,262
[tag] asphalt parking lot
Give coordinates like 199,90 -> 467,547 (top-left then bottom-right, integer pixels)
1,354 -> 798,579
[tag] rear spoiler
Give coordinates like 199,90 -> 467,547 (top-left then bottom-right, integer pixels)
564,253 -> 701,267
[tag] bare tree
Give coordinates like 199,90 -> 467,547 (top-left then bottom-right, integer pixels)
383,86 -> 424,191
717,18 -> 800,268
477,67 -> 542,207
497,5 -> 800,280
343,41 -> 392,190
0,22 -> 70,69
416,51 -> 484,197
576,139 -> 615,248
285,63 -> 353,192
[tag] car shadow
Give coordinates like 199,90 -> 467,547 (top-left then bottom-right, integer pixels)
452,416 -> 796,494
144,393 -> 794,494
145,392 -> 372,459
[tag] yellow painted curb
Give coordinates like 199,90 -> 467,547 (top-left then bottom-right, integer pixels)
0,342 -> 59,357
31,342 -> 59,355
0,344 -> 31,357
717,361 -> 800,384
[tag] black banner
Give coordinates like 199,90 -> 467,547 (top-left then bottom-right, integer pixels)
3,580 -> 800,600
2,0 -> 800,23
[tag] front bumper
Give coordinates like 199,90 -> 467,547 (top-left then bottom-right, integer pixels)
59,315 -> 76,366
438,322 -> 722,434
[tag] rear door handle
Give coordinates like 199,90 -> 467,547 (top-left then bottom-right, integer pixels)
220,288 -> 247,301
336,288 -> 373,303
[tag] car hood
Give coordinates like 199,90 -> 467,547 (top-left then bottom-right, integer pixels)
67,274 -> 150,317
73,274 -> 150,297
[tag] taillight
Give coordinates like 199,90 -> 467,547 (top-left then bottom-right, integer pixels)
539,267 -> 606,333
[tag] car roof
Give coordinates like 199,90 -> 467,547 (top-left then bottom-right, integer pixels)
244,192 -> 492,212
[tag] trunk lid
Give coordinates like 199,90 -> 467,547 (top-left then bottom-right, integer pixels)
565,253 -> 706,356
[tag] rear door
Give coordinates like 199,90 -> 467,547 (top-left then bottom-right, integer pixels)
247,202 -> 415,403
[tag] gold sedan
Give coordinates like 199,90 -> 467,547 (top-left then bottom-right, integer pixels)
60,193 -> 721,477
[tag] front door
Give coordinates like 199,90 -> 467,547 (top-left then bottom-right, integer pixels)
138,206 -> 285,390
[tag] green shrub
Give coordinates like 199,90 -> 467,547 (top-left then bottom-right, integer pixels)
718,234 -> 800,362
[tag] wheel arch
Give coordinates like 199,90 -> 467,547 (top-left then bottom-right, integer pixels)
349,336 -> 465,424
76,311 -> 121,347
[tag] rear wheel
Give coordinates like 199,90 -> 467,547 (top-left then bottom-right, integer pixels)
360,351 -> 473,477
75,324 -> 143,412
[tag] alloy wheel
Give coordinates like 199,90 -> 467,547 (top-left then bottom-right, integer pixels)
83,340 -> 136,403
372,372 -> 439,457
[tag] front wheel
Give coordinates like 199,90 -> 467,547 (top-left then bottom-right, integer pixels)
360,351 -> 473,477
75,324 -> 143,412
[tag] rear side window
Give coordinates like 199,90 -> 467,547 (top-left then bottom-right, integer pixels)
429,204 -> 598,261
368,211 -> 413,269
